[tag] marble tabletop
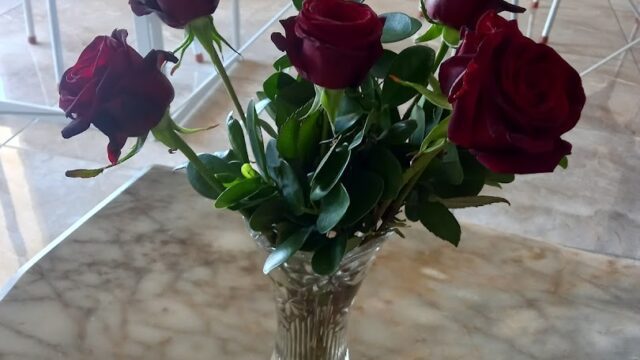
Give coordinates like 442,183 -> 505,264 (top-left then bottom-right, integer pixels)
0,167 -> 638,360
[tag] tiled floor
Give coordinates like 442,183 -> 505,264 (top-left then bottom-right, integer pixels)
0,0 -> 639,285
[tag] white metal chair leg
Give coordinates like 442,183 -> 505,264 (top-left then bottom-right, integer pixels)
526,0 -> 539,37
510,0 -> 520,20
614,18 -> 640,74
46,0 -> 64,81
541,0 -> 561,44
581,37 -> 640,77
23,0 -> 36,44
232,0 -> 241,48
0,100 -> 63,116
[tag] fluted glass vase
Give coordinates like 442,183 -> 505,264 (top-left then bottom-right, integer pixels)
255,235 -> 387,360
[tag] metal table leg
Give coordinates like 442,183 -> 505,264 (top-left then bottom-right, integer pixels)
23,0 -> 36,44
46,0 -> 64,82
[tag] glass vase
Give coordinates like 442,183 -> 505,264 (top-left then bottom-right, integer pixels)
254,235 -> 387,360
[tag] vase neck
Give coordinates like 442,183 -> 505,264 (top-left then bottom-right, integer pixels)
265,237 -> 387,360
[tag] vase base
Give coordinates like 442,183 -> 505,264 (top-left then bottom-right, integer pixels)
270,350 -> 350,360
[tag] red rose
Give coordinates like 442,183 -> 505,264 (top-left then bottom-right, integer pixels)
439,12 -> 585,174
59,29 -> 176,164
271,0 -> 385,89
426,0 -> 525,30
129,0 -> 220,28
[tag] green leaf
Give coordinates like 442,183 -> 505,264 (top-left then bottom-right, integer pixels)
278,116 -> 300,160
442,26 -> 461,47
382,45 -> 435,106
415,23 -> 443,43
405,191 -> 421,222
226,115 -> 249,163
367,146 -> 403,200
188,153 -> 241,200
310,144 -> 351,201
341,171 -> 385,227
262,72 -> 315,126
263,227 -> 313,274
334,113 -> 361,133
215,177 -> 265,209
263,72 -> 295,101
370,50 -> 397,78
266,141 -> 306,215
381,120 -> 418,144
65,168 -> 105,179
390,75 -> 452,110
292,0 -> 304,10
438,196 -> 510,209
409,104 -> 427,146
441,143 -> 463,185
348,116 -> 369,150
381,12 -> 422,43
249,200 -> 288,231
312,237 -> 347,275
418,201 -> 461,246
232,186 -> 277,210
558,156 -> 569,169
316,183 -> 350,234
297,112 -> 322,167
425,150 -> 486,198
273,55 -> 291,71
260,119 -> 278,139
246,100 -> 268,176
420,116 -> 451,153
485,171 -> 515,187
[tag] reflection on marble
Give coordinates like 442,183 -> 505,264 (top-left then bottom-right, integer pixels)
0,146 -> 138,283
0,167 -> 638,359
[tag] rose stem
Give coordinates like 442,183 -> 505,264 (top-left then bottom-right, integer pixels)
192,25 -> 247,123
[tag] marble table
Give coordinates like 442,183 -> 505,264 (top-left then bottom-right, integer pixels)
0,167 -> 638,360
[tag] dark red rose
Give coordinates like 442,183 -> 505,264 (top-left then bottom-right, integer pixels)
59,29 -> 176,164
439,12 -> 585,174
426,0 -> 525,30
271,0 -> 385,89
129,0 -> 220,28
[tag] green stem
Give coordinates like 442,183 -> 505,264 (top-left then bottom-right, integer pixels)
153,114 -> 225,195
191,21 -> 247,122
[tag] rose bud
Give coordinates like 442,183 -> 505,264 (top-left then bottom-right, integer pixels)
439,12 -> 585,174
59,29 -> 177,164
426,0 -> 525,30
271,0 -> 385,90
129,0 -> 220,29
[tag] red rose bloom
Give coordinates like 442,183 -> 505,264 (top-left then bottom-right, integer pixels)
426,0 -> 525,30
271,0 -> 385,89
129,0 -> 220,28
439,12 -> 585,174
59,29 -> 176,164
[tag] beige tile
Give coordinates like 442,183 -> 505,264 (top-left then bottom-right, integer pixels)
0,146 -> 138,279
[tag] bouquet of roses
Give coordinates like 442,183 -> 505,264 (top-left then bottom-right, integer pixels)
59,0 -> 585,276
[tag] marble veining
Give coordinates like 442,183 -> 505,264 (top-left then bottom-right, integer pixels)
0,167 -> 638,359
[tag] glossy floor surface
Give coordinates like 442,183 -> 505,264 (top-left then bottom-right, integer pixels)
0,0 -> 639,285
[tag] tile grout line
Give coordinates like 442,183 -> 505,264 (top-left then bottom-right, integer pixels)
0,117 -> 39,148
